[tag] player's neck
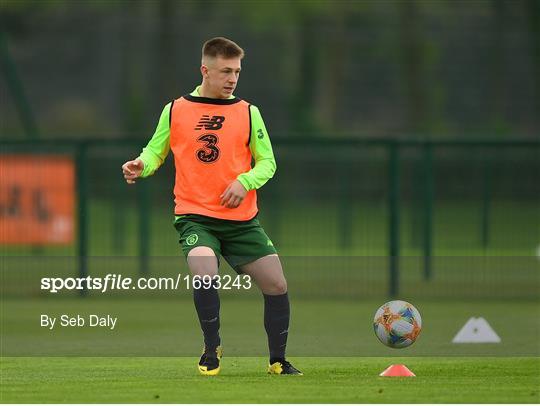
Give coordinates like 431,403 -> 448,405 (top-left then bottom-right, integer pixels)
199,83 -> 228,99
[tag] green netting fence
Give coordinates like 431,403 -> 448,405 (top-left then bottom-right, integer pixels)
1,138 -> 539,299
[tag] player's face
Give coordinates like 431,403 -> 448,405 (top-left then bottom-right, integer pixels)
202,56 -> 241,99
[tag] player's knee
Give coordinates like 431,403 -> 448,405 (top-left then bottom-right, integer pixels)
190,264 -> 218,277
268,279 -> 287,295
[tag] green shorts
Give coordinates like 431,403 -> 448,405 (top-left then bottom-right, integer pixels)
173,214 -> 277,272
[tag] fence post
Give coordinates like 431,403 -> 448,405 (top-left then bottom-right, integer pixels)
0,31 -> 39,139
423,142 -> 433,280
338,160 -> 352,250
388,142 -> 400,297
264,175 -> 281,247
112,174 -> 126,254
481,155 -> 491,250
138,179 -> 150,274
76,142 -> 88,296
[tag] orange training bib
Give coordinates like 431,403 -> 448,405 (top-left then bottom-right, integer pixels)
169,95 -> 257,220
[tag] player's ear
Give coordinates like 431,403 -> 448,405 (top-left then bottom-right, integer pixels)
201,65 -> 209,78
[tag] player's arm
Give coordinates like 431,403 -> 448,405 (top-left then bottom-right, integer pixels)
122,103 -> 171,184
221,105 -> 277,208
238,105 -> 277,190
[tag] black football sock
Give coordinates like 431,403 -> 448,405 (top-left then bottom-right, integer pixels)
263,292 -> 290,364
193,283 -> 221,352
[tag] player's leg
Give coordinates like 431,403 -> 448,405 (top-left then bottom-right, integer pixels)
239,254 -> 289,362
239,254 -> 302,375
175,217 -> 223,375
187,247 -> 223,375
187,246 -> 221,351
221,217 -> 302,375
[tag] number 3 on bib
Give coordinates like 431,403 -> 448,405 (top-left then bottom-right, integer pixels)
196,134 -> 220,163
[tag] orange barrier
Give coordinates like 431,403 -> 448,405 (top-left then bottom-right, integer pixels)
0,155 -> 75,244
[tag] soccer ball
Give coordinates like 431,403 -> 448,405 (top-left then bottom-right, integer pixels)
373,300 -> 422,348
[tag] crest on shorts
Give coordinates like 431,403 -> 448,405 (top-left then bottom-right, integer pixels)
186,234 -> 199,246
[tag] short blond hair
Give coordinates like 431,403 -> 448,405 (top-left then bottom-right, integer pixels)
202,37 -> 244,60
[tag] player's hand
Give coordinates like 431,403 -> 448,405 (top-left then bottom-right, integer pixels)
122,158 -> 144,184
220,180 -> 247,208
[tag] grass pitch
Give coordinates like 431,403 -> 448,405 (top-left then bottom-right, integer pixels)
2,298 -> 538,402
1,357 -> 539,403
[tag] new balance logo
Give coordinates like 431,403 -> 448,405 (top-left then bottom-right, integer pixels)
195,115 -> 225,130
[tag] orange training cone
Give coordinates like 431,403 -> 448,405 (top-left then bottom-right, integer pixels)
379,364 -> 416,377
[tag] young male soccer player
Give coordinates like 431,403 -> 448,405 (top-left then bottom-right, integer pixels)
122,37 -> 302,376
